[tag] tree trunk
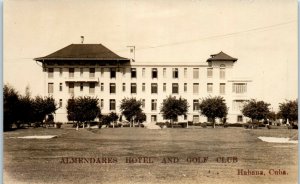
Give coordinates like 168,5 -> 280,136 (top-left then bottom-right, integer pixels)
213,119 -> 215,128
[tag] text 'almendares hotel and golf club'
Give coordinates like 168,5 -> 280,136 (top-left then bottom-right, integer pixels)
34,39 -> 251,124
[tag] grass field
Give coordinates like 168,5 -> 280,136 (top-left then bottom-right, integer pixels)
4,126 -> 298,184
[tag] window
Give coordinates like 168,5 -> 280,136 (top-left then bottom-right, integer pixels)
163,83 -> 166,92
59,83 -> 63,91
69,83 -> 74,94
184,68 -> 187,78
48,68 -> 53,78
220,83 -> 225,94
151,115 -> 157,122
184,115 -> 187,120
131,68 -> 137,78
89,83 -> 95,94
193,68 -> 199,79
142,68 -> 145,77
69,68 -> 74,78
59,68 -> 63,77
172,68 -> 179,78
207,83 -> 213,93
110,83 -> 116,94
80,83 -> 84,91
151,99 -> 157,111
100,83 -> 104,91
220,64 -> 225,79
110,68 -> 116,78
151,83 -> 158,94
193,115 -> 199,123
184,83 -> 187,92
232,83 -> 247,94
59,99 -> 63,108
142,83 -> 145,92
122,83 -> 126,92
193,99 -> 199,111
207,68 -> 213,78
48,83 -> 54,94
101,68 -> 104,76
110,99 -> 116,110
233,100 -> 246,111
237,115 -> 243,122
142,99 -> 145,108
89,68 -> 95,78
80,68 -> 84,77
172,83 -> 179,94
163,68 -> 166,78
100,99 -> 104,108
131,83 -> 137,94
152,68 -> 157,78
193,83 -> 199,94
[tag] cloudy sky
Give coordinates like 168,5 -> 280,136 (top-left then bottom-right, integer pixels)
4,0 -> 297,110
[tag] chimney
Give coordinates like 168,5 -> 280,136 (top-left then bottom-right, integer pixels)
81,36 -> 84,44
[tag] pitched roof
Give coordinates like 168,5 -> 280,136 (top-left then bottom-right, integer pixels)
34,44 -> 130,61
207,51 -> 237,62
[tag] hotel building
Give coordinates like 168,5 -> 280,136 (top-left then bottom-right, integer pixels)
34,44 -> 252,124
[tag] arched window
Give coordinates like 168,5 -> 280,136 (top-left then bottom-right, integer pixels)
220,64 -> 225,79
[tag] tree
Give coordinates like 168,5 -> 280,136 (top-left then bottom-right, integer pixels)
32,96 -> 57,126
135,112 -> 146,126
109,112 -> 119,128
267,111 -> 277,121
4,84 -> 20,131
66,96 -> 101,128
242,99 -> 270,125
199,96 -> 228,128
279,100 -> 298,123
17,94 -> 34,127
160,96 -> 189,128
100,115 -> 112,126
120,98 -> 143,127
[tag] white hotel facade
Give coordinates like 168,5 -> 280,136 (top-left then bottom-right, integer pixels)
35,44 -> 252,124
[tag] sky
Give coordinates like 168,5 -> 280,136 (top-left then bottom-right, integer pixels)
3,0 -> 298,111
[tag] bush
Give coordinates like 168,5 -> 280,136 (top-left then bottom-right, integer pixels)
56,122 -> 62,128
156,122 -> 165,127
178,122 -> 188,128
226,123 -> 244,127
193,122 -> 201,126
201,122 -> 207,128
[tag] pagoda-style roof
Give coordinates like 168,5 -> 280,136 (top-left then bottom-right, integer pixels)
207,51 -> 237,62
34,44 -> 130,62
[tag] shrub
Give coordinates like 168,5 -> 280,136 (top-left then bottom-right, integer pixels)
226,123 -> 244,127
201,122 -> 207,128
178,122 -> 188,128
56,122 -> 62,129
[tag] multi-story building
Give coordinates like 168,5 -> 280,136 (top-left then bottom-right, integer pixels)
34,44 -> 252,124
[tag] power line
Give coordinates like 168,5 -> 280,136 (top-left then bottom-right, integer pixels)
6,20 -> 296,61
135,20 -> 296,51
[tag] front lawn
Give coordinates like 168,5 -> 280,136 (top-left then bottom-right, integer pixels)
4,127 -> 298,184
